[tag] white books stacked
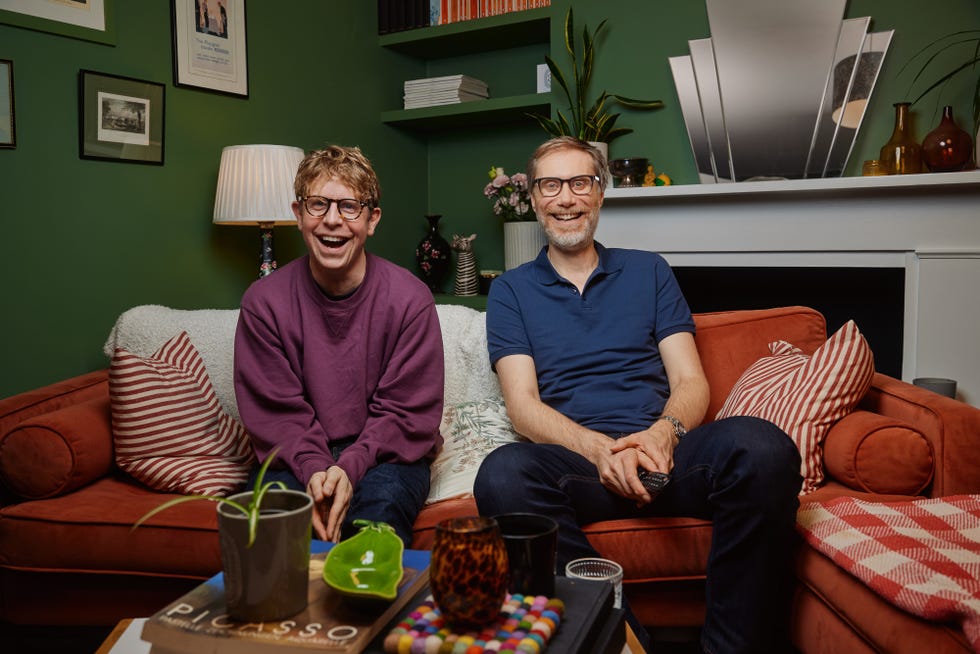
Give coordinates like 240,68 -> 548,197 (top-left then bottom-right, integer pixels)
403,74 -> 489,109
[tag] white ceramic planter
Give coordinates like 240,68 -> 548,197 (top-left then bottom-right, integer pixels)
504,221 -> 547,270
588,140 -> 613,187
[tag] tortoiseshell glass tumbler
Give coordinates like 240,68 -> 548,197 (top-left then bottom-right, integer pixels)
429,516 -> 509,630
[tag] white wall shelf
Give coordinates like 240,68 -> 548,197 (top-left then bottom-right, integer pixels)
604,170 -> 980,201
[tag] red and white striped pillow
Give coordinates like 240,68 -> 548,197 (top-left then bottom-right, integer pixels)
109,331 -> 254,496
715,320 -> 874,494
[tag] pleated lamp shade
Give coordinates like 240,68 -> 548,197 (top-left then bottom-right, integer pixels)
213,144 -> 305,226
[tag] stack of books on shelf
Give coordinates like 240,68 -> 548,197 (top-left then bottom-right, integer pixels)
378,0 -> 550,34
403,75 -> 489,110
378,0 -> 430,34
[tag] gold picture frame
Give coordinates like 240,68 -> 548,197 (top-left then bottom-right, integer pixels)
0,0 -> 115,45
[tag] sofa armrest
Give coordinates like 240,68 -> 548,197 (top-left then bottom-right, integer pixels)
0,395 -> 113,499
857,372 -> 980,497
0,370 -> 109,437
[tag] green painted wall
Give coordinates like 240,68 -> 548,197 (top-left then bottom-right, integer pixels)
0,1 -> 429,397
1,0 -> 978,398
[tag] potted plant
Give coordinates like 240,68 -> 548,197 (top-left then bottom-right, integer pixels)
900,29 -> 980,161
134,449 -> 314,621
529,6 -> 664,149
483,165 -> 545,270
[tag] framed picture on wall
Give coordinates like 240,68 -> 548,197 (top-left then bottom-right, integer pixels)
171,0 -> 248,97
0,59 -> 13,148
79,70 -> 165,165
0,0 -> 115,45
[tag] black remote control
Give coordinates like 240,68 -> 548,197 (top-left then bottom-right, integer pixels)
637,470 -> 670,494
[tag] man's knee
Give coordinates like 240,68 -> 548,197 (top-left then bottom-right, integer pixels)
473,442 -> 539,513
715,416 -> 803,491
723,415 -> 799,459
474,443 -> 522,494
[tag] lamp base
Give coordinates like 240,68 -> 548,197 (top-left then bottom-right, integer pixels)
258,223 -> 277,278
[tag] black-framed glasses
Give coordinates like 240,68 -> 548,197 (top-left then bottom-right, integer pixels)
533,175 -> 600,197
299,195 -> 369,220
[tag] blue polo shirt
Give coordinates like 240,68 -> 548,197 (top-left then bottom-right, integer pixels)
486,243 -> 694,435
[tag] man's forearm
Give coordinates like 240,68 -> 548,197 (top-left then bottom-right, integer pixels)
658,374 -> 710,435
505,394 -> 613,460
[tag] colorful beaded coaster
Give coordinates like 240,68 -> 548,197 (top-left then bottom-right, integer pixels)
383,592 -> 565,654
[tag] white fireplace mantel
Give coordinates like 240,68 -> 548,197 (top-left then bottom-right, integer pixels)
596,170 -> 980,406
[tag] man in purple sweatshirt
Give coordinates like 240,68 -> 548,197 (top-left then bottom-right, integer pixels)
233,145 -> 445,546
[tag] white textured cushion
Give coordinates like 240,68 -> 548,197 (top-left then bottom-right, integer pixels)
427,398 -> 520,504
716,320 -> 875,494
435,304 -> 501,406
104,305 -> 241,419
109,331 -> 254,495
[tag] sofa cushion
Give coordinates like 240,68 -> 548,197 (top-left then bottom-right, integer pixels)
426,397 -> 520,504
716,320 -> 875,494
104,305 -> 241,420
109,331 -> 254,496
435,305 -> 501,406
823,410 -> 933,495
0,476 -> 221,577
0,397 -> 113,499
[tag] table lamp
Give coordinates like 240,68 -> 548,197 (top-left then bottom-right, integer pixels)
213,144 -> 305,277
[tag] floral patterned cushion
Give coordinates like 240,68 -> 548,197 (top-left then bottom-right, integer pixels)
426,398 -> 521,504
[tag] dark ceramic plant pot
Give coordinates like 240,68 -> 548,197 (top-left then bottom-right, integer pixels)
217,489 -> 313,622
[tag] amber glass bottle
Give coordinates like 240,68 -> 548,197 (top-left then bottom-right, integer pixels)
879,102 -> 922,174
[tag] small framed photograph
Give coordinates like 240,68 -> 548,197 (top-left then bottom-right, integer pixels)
171,0 -> 248,97
1,59 -> 14,148
0,0 -> 115,45
79,70 -> 165,165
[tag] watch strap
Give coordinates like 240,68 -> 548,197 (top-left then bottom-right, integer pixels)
659,414 -> 687,440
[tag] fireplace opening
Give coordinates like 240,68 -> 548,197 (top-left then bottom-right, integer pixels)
673,267 -> 904,378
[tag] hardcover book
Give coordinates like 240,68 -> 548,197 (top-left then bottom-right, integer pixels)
141,543 -> 429,654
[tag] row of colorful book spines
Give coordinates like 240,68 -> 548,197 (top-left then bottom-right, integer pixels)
378,0 -> 551,35
431,0 -> 552,26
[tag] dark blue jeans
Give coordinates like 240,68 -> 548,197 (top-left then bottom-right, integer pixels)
473,416 -> 802,654
248,442 -> 430,547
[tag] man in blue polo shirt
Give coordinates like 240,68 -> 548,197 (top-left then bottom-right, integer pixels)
474,137 -> 802,653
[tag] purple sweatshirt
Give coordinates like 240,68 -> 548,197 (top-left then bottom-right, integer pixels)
233,254 -> 444,488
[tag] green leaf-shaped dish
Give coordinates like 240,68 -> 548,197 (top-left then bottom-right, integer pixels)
323,520 -> 404,601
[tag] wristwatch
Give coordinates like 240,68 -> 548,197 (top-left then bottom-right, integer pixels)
658,414 -> 687,441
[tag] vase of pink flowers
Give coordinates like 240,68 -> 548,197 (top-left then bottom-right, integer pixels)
484,166 -> 545,270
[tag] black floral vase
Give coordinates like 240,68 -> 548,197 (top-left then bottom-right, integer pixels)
415,214 -> 450,293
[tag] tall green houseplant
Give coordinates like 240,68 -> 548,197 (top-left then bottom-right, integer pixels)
531,7 -> 664,144
901,29 -> 980,137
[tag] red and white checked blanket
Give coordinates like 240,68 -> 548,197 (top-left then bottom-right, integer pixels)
797,495 -> 980,651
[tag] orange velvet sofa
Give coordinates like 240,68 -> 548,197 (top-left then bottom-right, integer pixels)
1,305 -> 978,653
